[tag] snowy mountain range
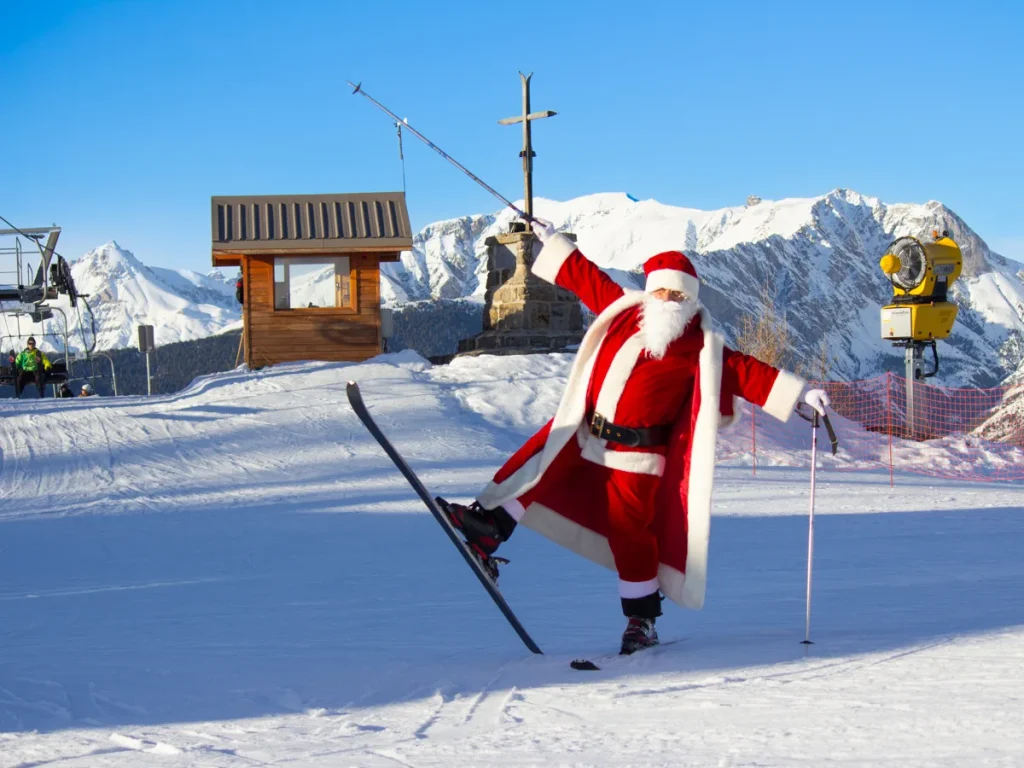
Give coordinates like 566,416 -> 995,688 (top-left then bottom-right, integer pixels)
6,189 -> 1022,388
381,189 -> 1024,387
0,241 -> 240,353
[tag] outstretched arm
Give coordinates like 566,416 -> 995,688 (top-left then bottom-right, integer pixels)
530,230 -> 625,316
721,346 -> 806,422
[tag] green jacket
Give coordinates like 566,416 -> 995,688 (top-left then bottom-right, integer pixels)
15,348 -> 51,373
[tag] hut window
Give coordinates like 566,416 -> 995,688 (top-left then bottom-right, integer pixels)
272,257 -> 353,310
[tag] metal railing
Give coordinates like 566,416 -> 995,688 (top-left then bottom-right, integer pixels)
0,308 -> 73,371
89,351 -> 118,396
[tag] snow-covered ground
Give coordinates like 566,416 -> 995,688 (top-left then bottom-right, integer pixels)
1,353 -> 1022,767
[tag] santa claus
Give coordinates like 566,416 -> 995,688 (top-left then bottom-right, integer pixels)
439,219 -> 830,655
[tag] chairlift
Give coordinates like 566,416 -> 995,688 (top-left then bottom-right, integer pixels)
0,226 -> 63,305
1,224 -> 105,397
0,321 -> 72,397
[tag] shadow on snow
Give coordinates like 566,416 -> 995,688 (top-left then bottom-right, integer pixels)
1,485 -> 1021,734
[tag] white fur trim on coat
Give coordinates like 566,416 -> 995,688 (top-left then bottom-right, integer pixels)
595,332 -> 646,420
762,369 -> 806,422
619,577 -> 661,599
531,233 -> 577,284
577,424 -> 667,476
502,498 -> 526,521
645,269 -> 700,300
677,308 -> 723,610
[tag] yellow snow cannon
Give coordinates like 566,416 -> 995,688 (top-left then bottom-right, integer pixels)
879,232 -> 962,342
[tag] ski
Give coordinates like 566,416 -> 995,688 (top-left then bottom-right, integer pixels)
570,639 -> 684,671
346,381 -> 542,655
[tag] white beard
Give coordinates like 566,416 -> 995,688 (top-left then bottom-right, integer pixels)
638,294 -> 700,359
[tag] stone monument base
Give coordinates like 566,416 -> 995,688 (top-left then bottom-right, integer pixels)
455,229 -> 585,358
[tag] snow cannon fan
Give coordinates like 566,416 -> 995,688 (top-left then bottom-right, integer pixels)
879,231 -> 962,438
879,232 -> 961,347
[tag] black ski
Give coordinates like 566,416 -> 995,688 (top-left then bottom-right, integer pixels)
346,381 -> 542,655
570,639 -> 685,671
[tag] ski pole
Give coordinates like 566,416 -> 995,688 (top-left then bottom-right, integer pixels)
347,81 -> 534,223
802,410 -> 819,645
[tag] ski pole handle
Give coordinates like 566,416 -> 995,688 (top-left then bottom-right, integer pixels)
796,403 -> 839,457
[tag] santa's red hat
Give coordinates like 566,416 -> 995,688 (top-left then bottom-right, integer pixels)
643,251 -> 700,299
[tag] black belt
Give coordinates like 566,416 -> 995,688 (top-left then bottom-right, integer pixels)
589,412 -> 672,448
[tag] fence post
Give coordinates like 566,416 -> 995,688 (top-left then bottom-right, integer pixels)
887,372 -> 894,488
751,403 -> 757,476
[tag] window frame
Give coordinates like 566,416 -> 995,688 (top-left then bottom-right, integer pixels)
272,256 -> 358,313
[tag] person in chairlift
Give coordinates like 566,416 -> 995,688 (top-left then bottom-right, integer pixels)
438,218 -> 830,655
14,337 -> 51,399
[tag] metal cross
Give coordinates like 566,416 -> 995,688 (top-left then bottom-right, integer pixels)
498,72 -> 556,219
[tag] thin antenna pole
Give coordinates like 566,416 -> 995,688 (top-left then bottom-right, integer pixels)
348,81 -> 532,222
395,121 -> 407,195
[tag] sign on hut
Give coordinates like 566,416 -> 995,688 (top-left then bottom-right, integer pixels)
211,193 -> 412,368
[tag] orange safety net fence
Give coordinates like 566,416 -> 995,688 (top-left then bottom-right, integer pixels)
736,373 -> 1024,482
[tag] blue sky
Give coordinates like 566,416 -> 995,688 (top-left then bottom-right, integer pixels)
1,0 -> 1022,275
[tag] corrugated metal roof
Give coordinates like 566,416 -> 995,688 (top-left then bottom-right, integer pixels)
211,192 -> 412,253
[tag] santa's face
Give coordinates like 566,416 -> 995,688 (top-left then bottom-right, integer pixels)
639,289 -> 699,360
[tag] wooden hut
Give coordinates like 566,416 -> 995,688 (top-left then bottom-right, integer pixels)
211,193 -> 412,368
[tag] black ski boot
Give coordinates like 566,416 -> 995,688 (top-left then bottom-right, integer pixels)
620,616 -> 659,655
619,591 -> 662,655
435,498 -> 516,583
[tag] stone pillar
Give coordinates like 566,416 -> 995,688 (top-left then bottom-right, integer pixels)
457,230 -> 584,355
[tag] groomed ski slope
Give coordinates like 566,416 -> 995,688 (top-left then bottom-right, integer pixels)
1,352 -> 1022,767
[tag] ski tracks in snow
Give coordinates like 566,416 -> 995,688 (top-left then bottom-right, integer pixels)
261,663 -> 540,766
458,663 -> 513,727
612,636 -> 958,701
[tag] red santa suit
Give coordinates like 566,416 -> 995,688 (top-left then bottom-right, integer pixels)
476,234 -> 806,610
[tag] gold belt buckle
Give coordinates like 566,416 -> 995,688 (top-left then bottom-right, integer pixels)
590,413 -> 606,438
